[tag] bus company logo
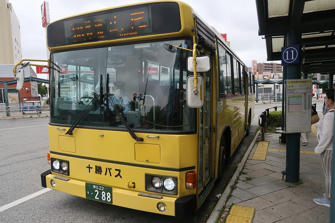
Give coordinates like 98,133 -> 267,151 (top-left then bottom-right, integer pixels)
86,164 -> 122,178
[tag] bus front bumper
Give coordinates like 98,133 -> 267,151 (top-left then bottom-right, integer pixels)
41,170 -> 195,217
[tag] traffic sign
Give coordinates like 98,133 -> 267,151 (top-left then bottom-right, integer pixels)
281,45 -> 300,65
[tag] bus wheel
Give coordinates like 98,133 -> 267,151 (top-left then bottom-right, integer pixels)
218,134 -> 230,179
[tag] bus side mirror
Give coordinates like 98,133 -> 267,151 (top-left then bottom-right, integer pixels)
187,56 -> 210,73
16,69 -> 25,90
186,76 -> 204,108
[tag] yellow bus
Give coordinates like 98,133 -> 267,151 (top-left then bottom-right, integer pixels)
17,0 -> 254,217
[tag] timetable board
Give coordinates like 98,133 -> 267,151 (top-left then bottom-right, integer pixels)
285,79 -> 312,133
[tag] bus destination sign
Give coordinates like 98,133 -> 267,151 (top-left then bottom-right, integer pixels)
66,6 -> 151,43
47,2 -> 181,47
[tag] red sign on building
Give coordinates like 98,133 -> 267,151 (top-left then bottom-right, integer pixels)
36,66 -> 49,74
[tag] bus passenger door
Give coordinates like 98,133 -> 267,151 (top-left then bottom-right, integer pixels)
197,52 -> 214,206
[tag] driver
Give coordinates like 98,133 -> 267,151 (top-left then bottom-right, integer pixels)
108,82 -> 130,112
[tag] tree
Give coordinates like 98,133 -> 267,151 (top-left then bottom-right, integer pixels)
38,83 -> 48,97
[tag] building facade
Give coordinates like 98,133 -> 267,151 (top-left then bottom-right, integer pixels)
257,63 -> 283,77
0,65 -> 38,103
0,0 -> 22,64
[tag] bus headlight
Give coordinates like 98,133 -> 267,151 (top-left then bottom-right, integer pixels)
52,159 -> 60,170
152,177 -> 163,188
51,158 -> 69,175
61,161 -> 69,171
163,178 -> 176,191
145,174 -> 177,195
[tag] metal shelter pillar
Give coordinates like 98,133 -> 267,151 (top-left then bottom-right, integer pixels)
331,88 -> 335,222
256,83 -> 259,102
284,30 -> 301,183
280,67 -> 287,144
4,83 -> 10,117
329,74 -> 333,89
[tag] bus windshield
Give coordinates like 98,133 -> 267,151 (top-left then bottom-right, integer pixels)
50,39 -> 196,133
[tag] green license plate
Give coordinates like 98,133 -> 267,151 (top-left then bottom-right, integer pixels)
86,183 -> 113,204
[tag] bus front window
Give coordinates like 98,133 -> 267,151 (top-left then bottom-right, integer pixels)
50,39 -> 196,132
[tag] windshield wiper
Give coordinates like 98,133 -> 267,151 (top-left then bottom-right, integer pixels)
65,95 -> 98,135
120,115 -> 143,142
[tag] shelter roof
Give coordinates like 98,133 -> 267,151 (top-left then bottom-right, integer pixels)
256,0 -> 335,74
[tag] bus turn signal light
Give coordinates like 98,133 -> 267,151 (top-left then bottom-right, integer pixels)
185,171 -> 196,189
47,152 -> 51,164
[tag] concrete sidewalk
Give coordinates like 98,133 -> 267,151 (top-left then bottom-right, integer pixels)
215,131 -> 330,223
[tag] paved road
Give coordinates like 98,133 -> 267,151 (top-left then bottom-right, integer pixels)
0,115 -> 258,223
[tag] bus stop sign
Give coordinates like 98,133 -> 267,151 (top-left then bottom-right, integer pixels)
281,45 -> 300,65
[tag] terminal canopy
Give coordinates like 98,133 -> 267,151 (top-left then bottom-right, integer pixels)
256,0 -> 335,74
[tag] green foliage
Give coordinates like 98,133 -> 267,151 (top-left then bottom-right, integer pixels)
267,111 -> 282,128
320,83 -> 329,92
38,83 -> 48,97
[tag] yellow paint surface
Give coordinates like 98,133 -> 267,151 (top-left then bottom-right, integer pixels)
134,143 -> 161,163
226,215 -> 252,223
252,141 -> 269,160
268,148 -> 316,155
226,205 -> 255,223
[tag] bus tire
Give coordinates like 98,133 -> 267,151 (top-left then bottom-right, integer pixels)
218,130 -> 230,180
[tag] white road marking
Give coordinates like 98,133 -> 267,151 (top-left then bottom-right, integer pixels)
0,125 -> 46,131
0,188 -> 51,212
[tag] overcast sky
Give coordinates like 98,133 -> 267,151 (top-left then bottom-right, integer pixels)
9,0 -> 268,67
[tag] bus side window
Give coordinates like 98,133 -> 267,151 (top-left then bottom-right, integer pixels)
249,72 -> 252,94
252,75 -> 256,94
218,44 -> 227,98
239,64 -> 244,95
226,53 -> 233,96
232,58 -> 240,95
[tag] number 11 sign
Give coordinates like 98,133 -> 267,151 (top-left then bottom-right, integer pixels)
281,45 -> 300,65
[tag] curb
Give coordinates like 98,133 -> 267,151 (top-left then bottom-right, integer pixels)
206,130 -> 260,223
0,114 -> 49,120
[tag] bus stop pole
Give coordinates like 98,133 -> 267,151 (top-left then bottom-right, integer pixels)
273,83 -> 276,102
256,83 -> 259,102
285,29 -> 301,183
4,83 -> 10,117
330,89 -> 335,222
281,67 -> 287,144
